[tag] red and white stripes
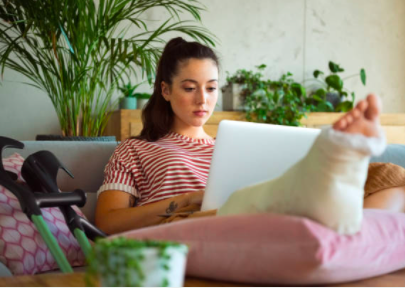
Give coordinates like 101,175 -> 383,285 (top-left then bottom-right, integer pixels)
98,132 -> 215,206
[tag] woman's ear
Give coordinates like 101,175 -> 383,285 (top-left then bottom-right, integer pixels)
161,81 -> 170,101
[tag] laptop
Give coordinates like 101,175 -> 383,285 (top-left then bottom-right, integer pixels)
201,120 -> 321,211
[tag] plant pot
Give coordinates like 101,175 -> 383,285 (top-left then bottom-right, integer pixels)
35,135 -> 116,141
119,97 -> 137,110
87,238 -> 188,287
222,83 -> 247,111
137,98 -> 149,110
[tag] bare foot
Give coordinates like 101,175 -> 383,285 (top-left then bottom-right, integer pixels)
332,94 -> 382,138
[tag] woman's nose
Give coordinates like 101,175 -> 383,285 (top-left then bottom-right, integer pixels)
196,89 -> 207,104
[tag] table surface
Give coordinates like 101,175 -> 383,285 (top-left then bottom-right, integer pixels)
0,269 -> 405,287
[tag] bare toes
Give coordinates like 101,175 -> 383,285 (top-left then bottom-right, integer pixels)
350,108 -> 361,120
365,94 -> 381,121
355,99 -> 368,113
333,118 -> 347,130
345,114 -> 354,125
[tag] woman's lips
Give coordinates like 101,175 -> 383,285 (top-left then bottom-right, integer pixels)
193,111 -> 207,117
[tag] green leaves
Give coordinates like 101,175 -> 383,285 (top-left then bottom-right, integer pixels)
335,101 -> 353,112
308,61 -> 367,112
316,101 -> 334,112
314,88 -> 326,98
236,68 -> 308,127
118,81 -> 144,97
313,70 -> 323,78
256,64 -> 267,70
86,237 -> 186,287
328,61 -> 344,73
232,59 -> 368,119
0,0 -> 217,136
325,75 -> 343,91
291,82 -> 306,97
360,68 -> 366,85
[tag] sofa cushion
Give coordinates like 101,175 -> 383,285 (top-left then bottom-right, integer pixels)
370,144 -> 405,168
115,209 -> 405,285
0,153 -> 86,275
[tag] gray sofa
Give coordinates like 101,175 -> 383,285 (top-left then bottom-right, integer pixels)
0,140 -> 405,277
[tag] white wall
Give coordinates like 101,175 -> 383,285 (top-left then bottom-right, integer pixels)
1,0 -> 404,140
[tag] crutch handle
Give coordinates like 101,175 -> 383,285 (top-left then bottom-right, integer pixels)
35,189 -> 87,208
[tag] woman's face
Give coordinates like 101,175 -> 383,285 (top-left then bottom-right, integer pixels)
161,58 -> 218,129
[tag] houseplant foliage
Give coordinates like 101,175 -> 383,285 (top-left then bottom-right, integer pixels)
226,65 -> 312,126
0,0 -> 216,137
225,64 -> 268,99
85,237 -> 188,287
225,61 -> 367,126
118,81 -> 144,109
309,61 -> 367,112
245,71 -> 310,126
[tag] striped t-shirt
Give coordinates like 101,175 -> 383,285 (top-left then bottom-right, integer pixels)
97,132 -> 215,206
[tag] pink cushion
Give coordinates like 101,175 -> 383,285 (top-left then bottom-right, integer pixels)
0,153 -> 85,275
114,209 -> 405,285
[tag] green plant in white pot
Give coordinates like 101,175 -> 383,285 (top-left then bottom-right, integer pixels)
0,0 -> 216,137
85,237 -> 189,287
222,64 -> 267,111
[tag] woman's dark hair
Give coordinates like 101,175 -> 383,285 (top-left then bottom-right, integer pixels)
133,37 -> 219,142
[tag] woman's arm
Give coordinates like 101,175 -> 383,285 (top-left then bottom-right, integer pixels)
95,190 -> 204,234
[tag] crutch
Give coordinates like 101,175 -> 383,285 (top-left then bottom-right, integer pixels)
0,136 -> 106,273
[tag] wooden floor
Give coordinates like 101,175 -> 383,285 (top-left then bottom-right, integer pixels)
0,268 -> 404,287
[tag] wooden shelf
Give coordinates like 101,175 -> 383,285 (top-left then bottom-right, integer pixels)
104,110 -> 405,144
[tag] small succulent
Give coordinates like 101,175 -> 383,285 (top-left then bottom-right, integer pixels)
118,82 -> 144,98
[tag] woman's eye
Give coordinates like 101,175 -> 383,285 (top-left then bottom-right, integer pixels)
184,87 -> 195,92
207,87 -> 217,92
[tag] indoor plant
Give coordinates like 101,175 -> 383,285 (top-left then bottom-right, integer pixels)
244,71 -> 311,126
0,0 -> 216,138
307,61 -> 367,112
222,64 -> 267,111
224,65 -> 311,126
86,237 -> 188,287
118,82 -> 144,110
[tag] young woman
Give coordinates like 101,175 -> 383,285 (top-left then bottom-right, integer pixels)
96,38 -> 219,234
95,37 -> 405,235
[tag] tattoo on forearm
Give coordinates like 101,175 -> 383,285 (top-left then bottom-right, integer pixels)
166,201 -> 178,214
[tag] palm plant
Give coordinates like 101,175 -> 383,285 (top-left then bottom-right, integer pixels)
0,0 -> 216,137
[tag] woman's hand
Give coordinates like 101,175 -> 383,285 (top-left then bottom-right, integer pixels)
157,190 -> 205,216
96,189 -> 205,234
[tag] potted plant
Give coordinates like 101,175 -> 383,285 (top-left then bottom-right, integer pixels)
85,237 -> 189,287
222,64 -> 267,111
307,61 -> 367,112
118,82 -> 144,110
244,71 -> 310,126
0,0 -> 216,139
135,93 -> 152,110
